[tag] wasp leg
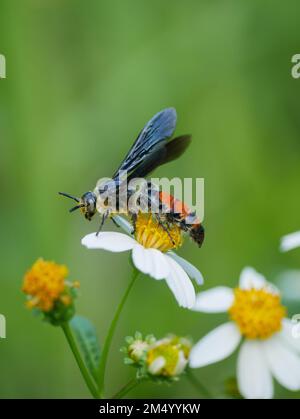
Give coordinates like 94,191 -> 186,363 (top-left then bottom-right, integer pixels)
96,211 -> 109,236
154,214 -> 175,245
131,213 -> 137,234
111,216 -> 120,228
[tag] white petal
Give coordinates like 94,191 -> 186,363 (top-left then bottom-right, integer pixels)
189,322 -> 241,368
81,231 -> 136,252
237,340 -> 273,399
280,231 -> 300,252
132,245 -> 169,280
148,356 -> 165,375
263,336 -> 300,391
174,351 -> 188,375
239,266 -> 267,290
276,270 -> 300,301
192,287 -> 234,313
168,252 -> 204,285
280,318 -> 300,353
164,255 -> 196,309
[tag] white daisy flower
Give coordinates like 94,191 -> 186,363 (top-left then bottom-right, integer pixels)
280,231 -> 300,252
189,267 -> 300,399
81,214 -> 203,308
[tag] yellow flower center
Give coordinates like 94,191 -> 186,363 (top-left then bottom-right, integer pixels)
22,258 -> 75,312
134,213 -> 182,252
146,336 -> 191,377
228,287 -> 286,339
147,342 -> 180,377
169,336 -> 192,358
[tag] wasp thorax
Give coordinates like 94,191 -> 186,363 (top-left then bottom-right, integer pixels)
80,192 -> 97,221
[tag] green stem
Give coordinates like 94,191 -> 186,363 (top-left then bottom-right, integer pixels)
62,322 -> 99,399
187,369 -> 212,399
112,378 -> 141,399
98,268 -> 139,397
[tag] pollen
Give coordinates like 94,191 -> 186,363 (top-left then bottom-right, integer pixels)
22,258 -> 73,312
228,287 -> 286,339
134,213 -> 182,252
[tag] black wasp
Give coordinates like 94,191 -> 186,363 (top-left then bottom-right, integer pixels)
59,108 -> 204,246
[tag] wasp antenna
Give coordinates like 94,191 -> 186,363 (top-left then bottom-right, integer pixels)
69,204 -> 85,213
58,192 -> 80,202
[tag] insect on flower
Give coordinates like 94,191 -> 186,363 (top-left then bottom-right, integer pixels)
59,108 -> 204,246
150,189 -> 204,247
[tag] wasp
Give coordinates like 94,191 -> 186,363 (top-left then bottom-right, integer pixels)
59,108 -> 204,246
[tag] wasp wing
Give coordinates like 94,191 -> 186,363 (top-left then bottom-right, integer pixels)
162,134 -> 191,165
112,108 -> 177,179
127,135 -> 191,180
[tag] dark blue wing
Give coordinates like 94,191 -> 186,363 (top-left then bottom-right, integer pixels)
112,108 -> 177,178
127,135 -> 191,181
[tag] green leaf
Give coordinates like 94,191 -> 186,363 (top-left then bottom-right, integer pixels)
70,315 -> 100,382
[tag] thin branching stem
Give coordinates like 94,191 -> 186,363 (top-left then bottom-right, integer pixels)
112,378 -> 142,399
98,268 -> 139,397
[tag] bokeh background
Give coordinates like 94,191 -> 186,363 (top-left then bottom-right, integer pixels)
1,0 -> 300,399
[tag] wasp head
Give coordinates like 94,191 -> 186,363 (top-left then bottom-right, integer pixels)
59,191 -> 97,221
79,191 -> 97,221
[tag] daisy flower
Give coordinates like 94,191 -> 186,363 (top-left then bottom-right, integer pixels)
81,214 -> 203,308
280,230 -> 300,252
189,267 -> 300,399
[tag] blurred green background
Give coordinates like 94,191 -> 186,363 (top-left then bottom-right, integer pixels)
1,0 -> 300,399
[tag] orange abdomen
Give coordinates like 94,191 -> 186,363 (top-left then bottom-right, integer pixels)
158,191 -> 191,218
